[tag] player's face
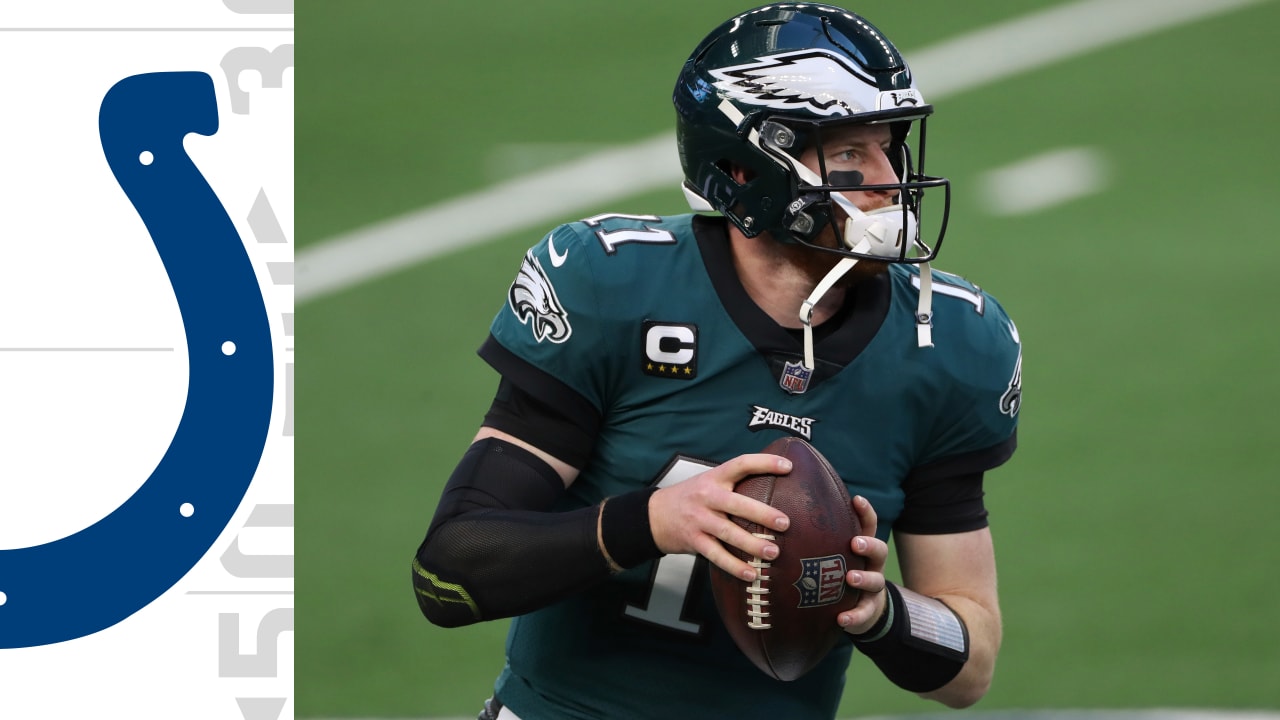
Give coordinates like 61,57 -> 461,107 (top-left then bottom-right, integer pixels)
798,122 -> 899,249
783,121 -> 896,279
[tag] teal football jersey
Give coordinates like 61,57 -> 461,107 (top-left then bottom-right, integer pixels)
480,213 -> 1021,720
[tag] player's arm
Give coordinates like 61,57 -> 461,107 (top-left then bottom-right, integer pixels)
411,421 -> 656,628
842,443 -> 1011,707
844,300 -> 1019,706
893,527 -> 1000,708
411,379 -> 788,627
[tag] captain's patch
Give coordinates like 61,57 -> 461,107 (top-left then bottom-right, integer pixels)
642,322 -> 698,379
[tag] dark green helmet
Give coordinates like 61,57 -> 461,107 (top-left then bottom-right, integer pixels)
673,3 -> 949,263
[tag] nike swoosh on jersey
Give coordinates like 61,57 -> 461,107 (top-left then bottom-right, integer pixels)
548,233 -> 569,267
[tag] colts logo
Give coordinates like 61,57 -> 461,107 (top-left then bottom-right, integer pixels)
794,555 -> 846,608
509,250 -> 571,344
0,72 -> 274,649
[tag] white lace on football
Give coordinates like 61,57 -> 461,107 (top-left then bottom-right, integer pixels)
747,532 -> 774,630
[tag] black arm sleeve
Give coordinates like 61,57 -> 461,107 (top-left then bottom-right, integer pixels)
895,432 -> 1017,535
412,438 -> 661,628
479,335 -> 601,468
894,471 -> 987,535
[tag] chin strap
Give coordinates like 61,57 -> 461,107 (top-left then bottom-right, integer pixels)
708,100 -> 936,360
795,238 -> 935,370
799,254 -> 861,371
915,262 -> 934,348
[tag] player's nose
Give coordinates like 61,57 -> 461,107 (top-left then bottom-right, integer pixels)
864,147 -> 899,192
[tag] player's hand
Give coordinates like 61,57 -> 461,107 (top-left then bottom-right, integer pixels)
838,494 -> 890,635
648,454 -> 792,582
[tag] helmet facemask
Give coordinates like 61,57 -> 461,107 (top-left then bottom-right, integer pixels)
712,102 -> 949,363
753,114 -> 950,266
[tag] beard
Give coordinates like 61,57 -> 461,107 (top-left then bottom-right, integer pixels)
782,221 -> 888,289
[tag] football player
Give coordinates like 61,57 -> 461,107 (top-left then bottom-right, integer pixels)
412,4 -> 1022,719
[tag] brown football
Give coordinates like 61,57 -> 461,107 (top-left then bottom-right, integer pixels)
709,436 -> 864,682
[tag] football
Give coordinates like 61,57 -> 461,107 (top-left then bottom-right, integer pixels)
709,436 -> 864,682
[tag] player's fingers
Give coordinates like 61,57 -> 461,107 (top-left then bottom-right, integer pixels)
837,575 -> 890,633
721,491 -> 790,534
694,535 -> 759,582
720,453 -> 793,484
710,518 -> 780,564
849,535 -> 888,577
851,494 -> 879,538
845,567 -> 886,594
837,595 -> 886,633
850,534 -> 888,565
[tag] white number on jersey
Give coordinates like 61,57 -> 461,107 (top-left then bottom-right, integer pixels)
912,270 -> 985,314
622,456 -> 716,634
582,213 -> 676,255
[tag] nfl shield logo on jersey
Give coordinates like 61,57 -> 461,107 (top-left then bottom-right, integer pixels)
779,360 -> 812,394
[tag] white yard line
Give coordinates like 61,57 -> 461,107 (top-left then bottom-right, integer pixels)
981,146 -> 1110,216
296,0 -> 1267,304
312,707 -> 1280,712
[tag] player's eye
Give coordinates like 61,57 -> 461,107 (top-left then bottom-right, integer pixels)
830,148 -> 858,163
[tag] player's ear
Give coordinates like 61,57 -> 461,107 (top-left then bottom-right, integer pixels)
725,161 -> 755,185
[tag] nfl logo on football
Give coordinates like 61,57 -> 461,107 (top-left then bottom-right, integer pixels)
794,555 -> 846,608
780,360 -> 812,394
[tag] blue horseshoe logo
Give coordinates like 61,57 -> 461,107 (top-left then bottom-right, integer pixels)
0,72 -> 274,648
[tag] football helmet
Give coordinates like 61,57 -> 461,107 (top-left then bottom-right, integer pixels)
673,3 -> 950,265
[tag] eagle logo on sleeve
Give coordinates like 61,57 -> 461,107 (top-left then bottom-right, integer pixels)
1000,321 -> 1022,417
508,250 -> 572,343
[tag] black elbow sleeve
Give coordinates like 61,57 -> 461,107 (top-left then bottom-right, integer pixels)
412,555 -> 484,628
412,437 -> 574,626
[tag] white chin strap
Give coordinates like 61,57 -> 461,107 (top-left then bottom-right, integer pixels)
792,164 -> 935,370
709,100 -> 936,370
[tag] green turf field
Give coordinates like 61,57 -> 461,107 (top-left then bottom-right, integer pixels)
296,1 -> 1280,717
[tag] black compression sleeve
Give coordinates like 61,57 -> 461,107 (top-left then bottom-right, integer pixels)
897,433 -> 1017,534
412,438 -> 662,628
894,471 -> 987,534
479,336 -> 601,468
482,377 -> 596,469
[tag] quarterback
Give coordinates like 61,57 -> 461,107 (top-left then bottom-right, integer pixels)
412,4 -> 1022,719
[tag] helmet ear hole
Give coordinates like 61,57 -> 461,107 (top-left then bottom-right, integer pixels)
717,160 -> 756,186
